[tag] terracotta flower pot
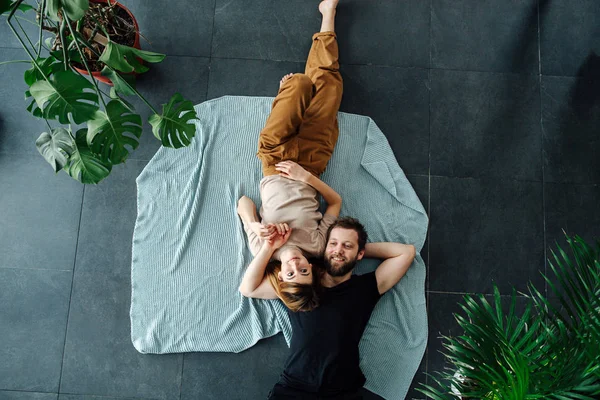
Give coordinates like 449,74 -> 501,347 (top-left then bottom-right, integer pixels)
73,0 -> 140,85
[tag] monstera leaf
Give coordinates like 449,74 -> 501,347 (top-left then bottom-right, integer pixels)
35,127 -> 76,172
24,56 -> 63,86
0,0 -> 33,14
46,0 -> 88,21
100,66 -> 136,96
148,93 -> 197,148
24,57 -> 64,118
63,129 -> 112,184
99,41 -> 165,74
29,70 -> 99,124
87,100 -> 142,164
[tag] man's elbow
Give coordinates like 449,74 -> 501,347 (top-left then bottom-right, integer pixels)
406,245 -> 417,265
408,244 -> 416,259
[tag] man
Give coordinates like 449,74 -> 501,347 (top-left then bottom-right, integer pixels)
268,217 -> 416,399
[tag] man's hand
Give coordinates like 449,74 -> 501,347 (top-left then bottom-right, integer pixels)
275,160 -> 312,183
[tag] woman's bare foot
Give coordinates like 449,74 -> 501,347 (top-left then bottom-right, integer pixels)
279,73 -> 294,89
319,0 -> 339,15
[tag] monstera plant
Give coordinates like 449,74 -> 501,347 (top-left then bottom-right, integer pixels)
419,233 -> 600,400
1,0 -> 197,184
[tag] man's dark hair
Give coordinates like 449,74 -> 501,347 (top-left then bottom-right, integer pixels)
325,217 -> 368,252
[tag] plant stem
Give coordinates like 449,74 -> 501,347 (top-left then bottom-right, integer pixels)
44,118 -> 52,131
58,18 -> 68,71
37,0 -> 46,56
117,73 -> 158,115
15,16 -> 36,51
1,15 -> 38,26
6,3 -> 51,82
0,60 -> 31,66
64,14 -> 107,109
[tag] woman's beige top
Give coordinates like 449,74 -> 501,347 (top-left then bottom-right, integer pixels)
243,175 -> 337,260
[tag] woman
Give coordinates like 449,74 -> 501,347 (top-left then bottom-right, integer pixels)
237,0 -> 343,312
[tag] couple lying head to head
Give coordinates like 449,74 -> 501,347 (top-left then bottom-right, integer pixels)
266,216 -> 368,312
237,159 -> 414,313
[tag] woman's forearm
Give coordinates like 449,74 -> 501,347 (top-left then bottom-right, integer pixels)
237,196 -> 260,224
305,175 -> 342,208
239,244 -> 274,295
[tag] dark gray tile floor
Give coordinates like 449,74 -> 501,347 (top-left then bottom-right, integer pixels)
1,0 -> 600,399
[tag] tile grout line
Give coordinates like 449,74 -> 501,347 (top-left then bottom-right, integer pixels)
537,0 -> 547,299
56,184 -> 85,393
425,0 -> 432,394
0,266 -> 72,272
179,354 -> 186,400
429,290 -> 532,297
420,0 -> 433,399
9,389 -> 163,400
204,0 -> 218,102
423,2 -> 434,395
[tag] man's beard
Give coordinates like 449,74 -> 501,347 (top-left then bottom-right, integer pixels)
324,255 -> 357,277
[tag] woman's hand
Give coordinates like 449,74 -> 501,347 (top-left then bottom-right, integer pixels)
249,222 -> 276,241
264,224 -> 292,250
249,222 -> 289,241
275,161 -> 312,183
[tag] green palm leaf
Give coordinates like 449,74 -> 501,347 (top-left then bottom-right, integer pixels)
98,41 -> 165,74
63,129 -> 111,184
422,234 -> 600,399
35,127 -> 76,172
29,70 -> 99,124
87,100 -> 143,165
149,93 -> 197,148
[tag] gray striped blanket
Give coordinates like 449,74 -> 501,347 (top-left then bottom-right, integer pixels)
130,96 -> 429,400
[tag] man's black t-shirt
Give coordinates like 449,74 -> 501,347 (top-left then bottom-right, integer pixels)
278,272 -> 382,396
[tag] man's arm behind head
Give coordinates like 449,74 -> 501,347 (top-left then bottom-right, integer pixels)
365,242 -> 417,295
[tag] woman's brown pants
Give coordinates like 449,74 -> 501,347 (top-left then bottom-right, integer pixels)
257,31 -> 343,177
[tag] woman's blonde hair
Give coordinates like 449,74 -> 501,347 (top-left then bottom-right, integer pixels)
265,258 -> 323,312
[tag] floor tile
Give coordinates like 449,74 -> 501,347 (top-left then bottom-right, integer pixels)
431,0 -> 539,74
124,55 -> 210,161
124,0 -> 215,57
0,8 -> 47,50
207,57 -> 304,99
212,0 -> 317,62
544,182 -> 600,253
59,395 -> 153,400
0,269 -> 71,391
541,76 -> 600,184
430,69 -> 542,181
407,175 -> 430,216
544,182 -> 600,297
59,160 -> 182,400
0,48 -> 50,155
540,0 -> 600,77
335,0 -> 430,68
429,176 -> 545,294
0,392 -> 58,400
340,65 -> 430,176
407,174 -> 430,268
0,154 -> 83,270
427,292 -> 531,393
405,351 -> 428,400
181,334 -> 288,400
